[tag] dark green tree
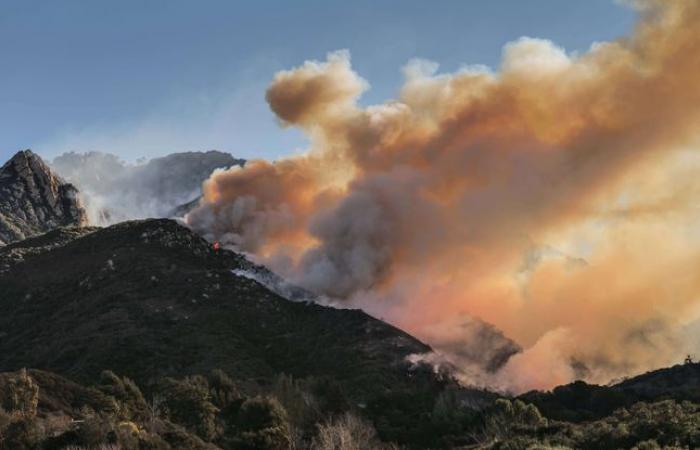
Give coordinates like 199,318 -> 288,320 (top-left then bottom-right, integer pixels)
234,396 -> 291,450
160,376 -> 220,441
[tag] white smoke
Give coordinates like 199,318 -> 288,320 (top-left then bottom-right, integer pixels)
51,151 -> 242,225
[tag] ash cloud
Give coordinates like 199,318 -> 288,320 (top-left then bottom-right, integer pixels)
187,0 -> 700,392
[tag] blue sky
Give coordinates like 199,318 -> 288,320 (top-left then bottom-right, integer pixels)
0,0 -> 636,163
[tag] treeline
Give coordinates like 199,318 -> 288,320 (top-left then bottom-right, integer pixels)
0,368 -> 401,449
2,368 -> 699,449
475,399 -> 700,449
0,366 -> 503,449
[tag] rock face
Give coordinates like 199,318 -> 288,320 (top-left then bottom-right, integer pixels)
0,150 -> 87,245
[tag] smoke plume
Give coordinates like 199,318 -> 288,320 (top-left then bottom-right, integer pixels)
187,0 -> 700,392
52,151 -> 242,225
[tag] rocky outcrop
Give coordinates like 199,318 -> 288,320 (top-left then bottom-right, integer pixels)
0,150 -> 87,245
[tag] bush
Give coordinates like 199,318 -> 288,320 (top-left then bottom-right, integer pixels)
75,414 -> 116,448
311,412 -> 393,450
3,416 -> 42,449
159,376 -> 220,441
0,406 -> 11,437
235,396 -> 291,450
98,370 -> 149,421
207,369 -> 240,410
4,369 -> 39,418
478,399 -> 548,446
272,373 -> 322,445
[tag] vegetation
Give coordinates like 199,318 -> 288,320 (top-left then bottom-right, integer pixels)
0,368 -> 394,449
1,366 -> 699,449
0,219 -> 475,447
2,220 -> 699,448
476,399 -> 700,450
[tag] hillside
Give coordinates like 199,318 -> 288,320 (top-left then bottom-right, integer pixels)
0,150 -> 87,245
1,218 -> 505,448
519,362 -> 700,423
2,220 -> 700,448
0,219 -> 431,391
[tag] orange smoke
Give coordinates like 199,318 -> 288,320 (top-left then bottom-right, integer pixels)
187,0 -> 700,392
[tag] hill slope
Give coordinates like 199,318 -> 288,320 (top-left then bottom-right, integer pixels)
520,362 -> 700,422
0,219 -> 430,400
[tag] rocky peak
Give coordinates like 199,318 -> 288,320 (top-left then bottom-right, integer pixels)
0,149 -> 87,245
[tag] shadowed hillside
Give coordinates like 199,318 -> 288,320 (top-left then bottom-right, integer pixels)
0,219 -> 430,394
519,362 -> 700,423
0,219 -> 503,448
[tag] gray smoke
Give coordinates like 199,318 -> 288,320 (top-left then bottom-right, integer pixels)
51,151 -> 244,224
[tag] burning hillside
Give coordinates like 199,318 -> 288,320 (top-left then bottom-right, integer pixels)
186,0 -> 700,392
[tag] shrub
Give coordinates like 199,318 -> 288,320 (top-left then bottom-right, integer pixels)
98,370 -> 149,421
159,376 -> 220,441
75,414 -> 115,448
0,406 -> 11,436
3,416 -> 42,449
235,396 -> 291,450
311,412 -> 392,450
272,373 -> 322,444
207,369 -> 240,410
5,369 -> 39,418
478,399 -> 548,445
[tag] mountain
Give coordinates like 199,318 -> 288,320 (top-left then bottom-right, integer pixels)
0,218 -> 432,396
3,218 -> 700,448
519,361 -> 700,422
615,360 -> 700,398
168,195 -> 203,218
0,150 -> 87,246
51,151 -> 244,224
0,218 -> 427,388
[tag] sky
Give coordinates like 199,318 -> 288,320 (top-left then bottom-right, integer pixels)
0,0 -> 636,164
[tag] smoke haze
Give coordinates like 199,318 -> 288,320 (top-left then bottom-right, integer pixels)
186,0 -> 700,392
52,151 -> 243,225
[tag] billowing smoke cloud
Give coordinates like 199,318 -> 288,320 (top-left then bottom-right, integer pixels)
187,0 -> 700,392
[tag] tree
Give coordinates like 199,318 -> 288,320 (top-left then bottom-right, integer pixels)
311,412 -> 393,450
477,399 -> 548,446
235,396 -> 291,450
159,376 -> 220,441
98,370 -> 149,421
207,369 -> 240,410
